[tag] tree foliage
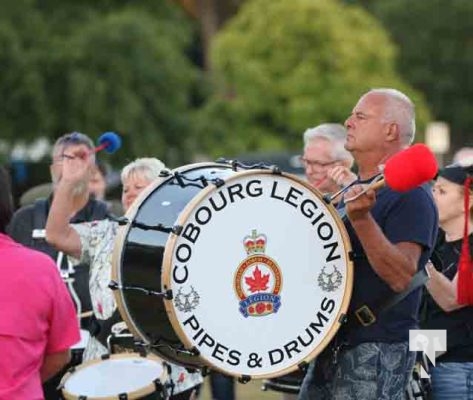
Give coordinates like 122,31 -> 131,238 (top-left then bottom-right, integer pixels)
193,0 -> 431,158
363,0 -> 473,150
0,0 -> 200,165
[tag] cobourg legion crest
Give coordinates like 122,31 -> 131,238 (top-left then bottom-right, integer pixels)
234,230 -> 282,317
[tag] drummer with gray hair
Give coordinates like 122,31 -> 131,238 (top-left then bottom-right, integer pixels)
301,123 -> 355,194
45,153 -> 202,399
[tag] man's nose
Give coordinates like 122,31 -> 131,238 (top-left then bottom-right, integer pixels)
344,116 -> 353,129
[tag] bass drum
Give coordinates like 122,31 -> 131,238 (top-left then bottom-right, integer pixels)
112,162 -> 353,380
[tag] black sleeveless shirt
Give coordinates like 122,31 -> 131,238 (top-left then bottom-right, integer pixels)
422,232 -> 473,363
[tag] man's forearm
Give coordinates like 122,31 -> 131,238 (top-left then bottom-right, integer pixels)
45,182 -> 83,259
351,214 -> 417,292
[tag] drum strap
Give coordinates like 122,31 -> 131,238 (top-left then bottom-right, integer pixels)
344,266 -> 430,331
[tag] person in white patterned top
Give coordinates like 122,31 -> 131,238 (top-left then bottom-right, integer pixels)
45,151 -> 202,399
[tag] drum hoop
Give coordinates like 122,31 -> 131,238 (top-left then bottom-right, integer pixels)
162,169 -> 354,379
60,353 -> 166,400
111,162 -> 235,352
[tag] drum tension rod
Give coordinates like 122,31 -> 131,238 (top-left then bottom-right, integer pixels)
238,375 -> 251,384
172,172 -> 210,189
109,215 -> 129,226
108,281 -> 173,299
216,157 -> 281,172
149,342 -> 199,357
130,220 -> 175,233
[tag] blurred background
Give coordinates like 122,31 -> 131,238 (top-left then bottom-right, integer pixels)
2,0 -> 472,207
1,0 -> 471,397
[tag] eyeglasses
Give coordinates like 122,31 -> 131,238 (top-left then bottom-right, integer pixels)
299,156 -> 339,169
52,153 -> 76,164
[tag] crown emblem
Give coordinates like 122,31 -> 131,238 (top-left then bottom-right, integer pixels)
243,229 -> 267,255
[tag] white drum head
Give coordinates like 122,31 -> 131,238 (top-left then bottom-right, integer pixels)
61,354 -> 165,398
163,171 -> 353,379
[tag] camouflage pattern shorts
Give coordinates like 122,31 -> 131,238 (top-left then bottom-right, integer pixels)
298,341 -> 415,400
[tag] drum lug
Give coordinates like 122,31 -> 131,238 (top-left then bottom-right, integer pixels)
348,250 -> 356,261
164,289 -> 173,300
297,361 -> 308,372
109,215 -> 129,226
118,393 -> 128,400
238,374 -> 251,384
213,178 -> 225,188
190,346 -> 200,356
338,313 -> 348,325
201,366 -> 210,377
172,225 -> 183,235
159,168 -> 172,177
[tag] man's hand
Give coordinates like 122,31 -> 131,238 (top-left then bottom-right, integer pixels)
327,165 -> 357,188
60,146 -> 94,190
344,185 -> 376,222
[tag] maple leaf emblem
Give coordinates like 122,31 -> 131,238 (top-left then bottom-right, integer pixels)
245,266 -> 270,293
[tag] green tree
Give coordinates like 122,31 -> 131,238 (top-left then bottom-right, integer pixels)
194,0 -> 431,158
363,0 -> 473,151
0,0 -> 201,165
48,9 -> 198,165
0,0 -> 52,143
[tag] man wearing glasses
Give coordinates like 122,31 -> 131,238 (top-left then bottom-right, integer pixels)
301,123 -> 355,195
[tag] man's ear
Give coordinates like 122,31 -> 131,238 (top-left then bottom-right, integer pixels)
386,122 -> 401,143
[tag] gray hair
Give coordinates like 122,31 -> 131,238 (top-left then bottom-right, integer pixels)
121,157 -> 166,183
52,132 -> 94,158
368,88 -> 416,145
303,123 -> 353,163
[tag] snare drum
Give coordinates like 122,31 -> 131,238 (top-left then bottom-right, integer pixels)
60,353 -> 167,400
112,163 -> 353,380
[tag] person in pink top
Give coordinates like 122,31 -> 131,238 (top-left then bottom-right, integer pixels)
0,167 -> 80,400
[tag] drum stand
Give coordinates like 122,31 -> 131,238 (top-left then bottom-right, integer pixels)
57,251 -> 82,322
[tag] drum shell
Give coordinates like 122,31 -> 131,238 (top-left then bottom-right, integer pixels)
113,164 -> 235,367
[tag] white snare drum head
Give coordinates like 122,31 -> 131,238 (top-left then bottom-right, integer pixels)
70,329 -> 90,350
164,171 -> 353,378
62,355 -> 164,397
